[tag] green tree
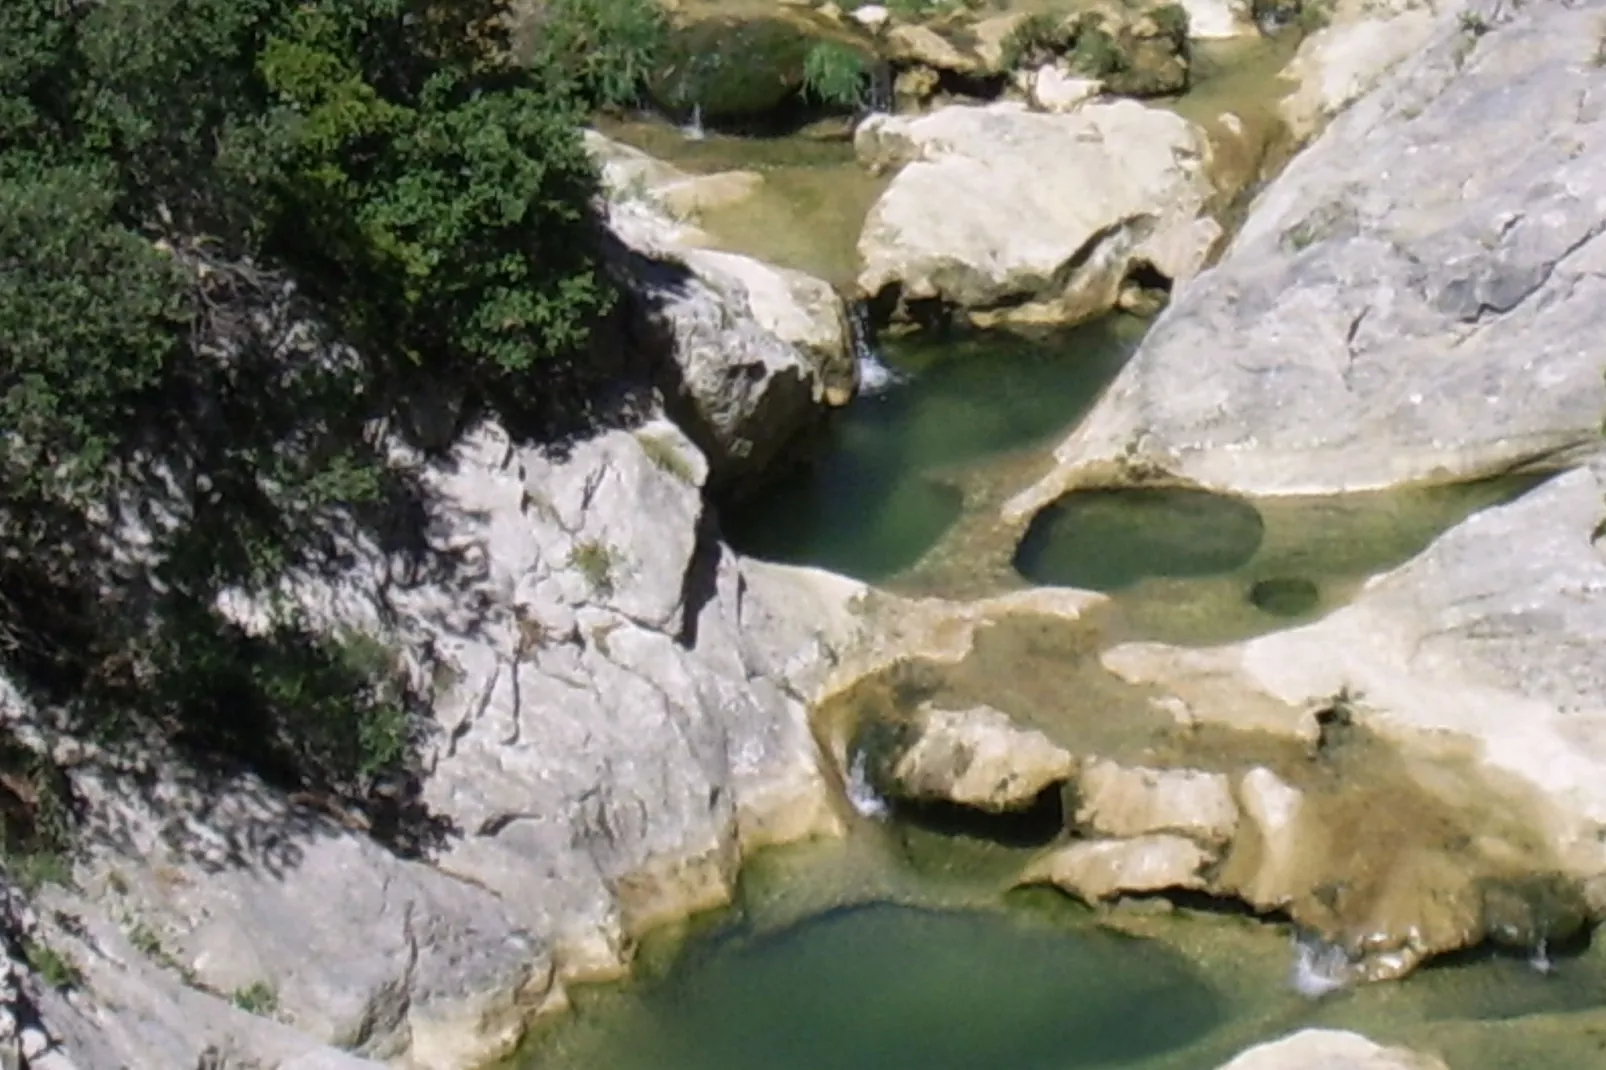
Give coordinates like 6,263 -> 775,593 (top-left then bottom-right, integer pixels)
0,0 -> 642,841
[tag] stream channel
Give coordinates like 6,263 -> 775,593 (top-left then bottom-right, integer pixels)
511,37 -> 1606,1070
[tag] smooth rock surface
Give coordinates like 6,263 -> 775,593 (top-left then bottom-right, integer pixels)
887,704 -> 1076,811
1215,1029 -> 1450,1070
1011,0 -> 1606,511
855,101 -> 1220,327
1279,0 -> 1452,139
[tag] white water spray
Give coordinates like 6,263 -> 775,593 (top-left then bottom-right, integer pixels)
1289,934 -> 1354,999
681,103 -> 706,142
1529,938 -> 1555,975
847,301 -> 905,397
845,749 -> 889,819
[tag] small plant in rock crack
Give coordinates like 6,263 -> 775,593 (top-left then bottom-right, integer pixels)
232,980 -> 279,1016
24,939 -> 82,990
569,540 -> 620,598
126,919 -> 164,958
1458,10 -> 1491,36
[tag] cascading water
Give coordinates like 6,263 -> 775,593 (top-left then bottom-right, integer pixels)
863,62 -> 894,116
681,102 -> 706,142
847,299 -> 904,397
1289,933 -> 1354,999
1529,938 -> 1556,975
845,748 -> 890,819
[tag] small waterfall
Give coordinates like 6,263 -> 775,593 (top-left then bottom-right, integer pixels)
847,300 -> 904,397
1289,933 -> 1354,999
863,62 -> 894,116
845,748 -> 889,819
681,103 -> 705,141
1529,938 -> 1555,975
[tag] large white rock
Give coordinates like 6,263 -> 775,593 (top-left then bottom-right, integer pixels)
1010,0 -> 1606,511
1181,0 -> 1256,38
1215,1029 -> 1450,1070
592,133 -> 857,487
855,101 -> 1221,328
887,704 -> 1076,811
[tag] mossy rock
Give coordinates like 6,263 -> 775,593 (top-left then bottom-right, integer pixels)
1065,2 -> 1191,98
648,16 -> 876,122
1251,0 -> 1307,32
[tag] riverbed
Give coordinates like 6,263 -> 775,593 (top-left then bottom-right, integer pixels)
514,31 -> 1606,1070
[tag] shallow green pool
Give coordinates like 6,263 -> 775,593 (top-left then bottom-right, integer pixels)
720,319 -> 1143,581
528,903 -> 1224,1070
1013,477 -> 1547,644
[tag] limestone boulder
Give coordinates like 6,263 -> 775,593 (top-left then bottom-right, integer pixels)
1022,834 -> 1215,900
855,101 -> 1221,328
881,704 -> 1076,812
1010,0 -> 1606,511
1074,759 -> 1240,846
1182,0 -> 1256,38
596,135 -> 857,487
1279,0 -> 1457,139
1215,1030 -> 1449,1070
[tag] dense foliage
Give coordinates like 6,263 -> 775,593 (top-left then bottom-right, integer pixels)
0,0 -> 662,856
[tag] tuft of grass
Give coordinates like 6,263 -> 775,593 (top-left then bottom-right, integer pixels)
232,980 -> 279,1016
1458,10 -> 1491,36
24,940 -> 82,990
569,540 -> 620,598
802,42 -> 869,109
126,919 -> 163,958
636,432 -> 696,484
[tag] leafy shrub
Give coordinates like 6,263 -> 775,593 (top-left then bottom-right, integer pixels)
0,0 -> 645,836
526,0 -> 668,107
802,41 -> 869,109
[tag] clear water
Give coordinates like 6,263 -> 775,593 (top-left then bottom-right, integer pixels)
1013,478 -> 1546,645
720,318 -> 1144,581
512,829 -> 1606,1070
526,903 -> 1225,1070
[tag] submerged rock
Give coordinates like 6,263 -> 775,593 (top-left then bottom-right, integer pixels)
1215,1029 -> 1450,1070
1010,0 -> 1606,509
855,101 -> 1221,328
879,704 -> 1076,812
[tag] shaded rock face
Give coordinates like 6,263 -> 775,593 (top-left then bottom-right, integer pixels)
855,101 -> 1221,328
648,14 -> 874,127
1011,0 -> 1606,509
590,134 -> 857,490
875,704 -> 1076,812
1214,1029 -> 1450,1070
1073,462 -> 1606,978
8,410 -> 871,1065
